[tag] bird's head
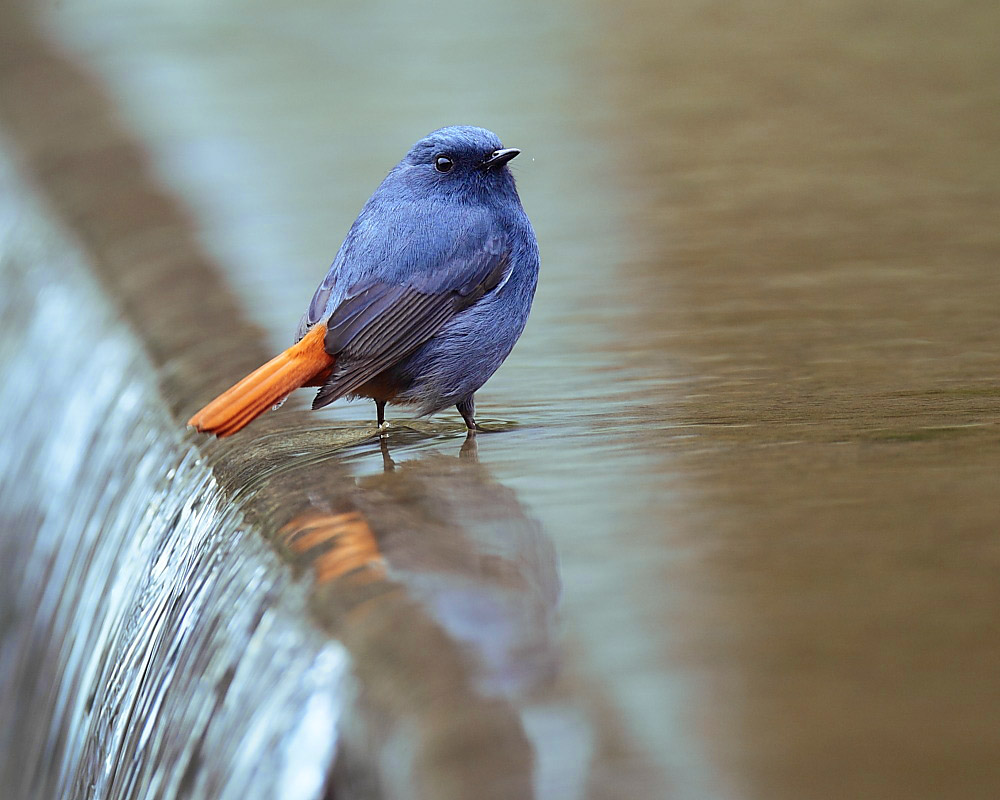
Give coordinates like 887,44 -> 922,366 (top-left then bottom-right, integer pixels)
397,126 -> 521,201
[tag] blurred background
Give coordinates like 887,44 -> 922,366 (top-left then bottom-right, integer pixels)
1,0 -> 999,798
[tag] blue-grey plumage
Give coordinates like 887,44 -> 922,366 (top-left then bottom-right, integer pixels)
189,126 -> 538,437
299,126 -> 540,427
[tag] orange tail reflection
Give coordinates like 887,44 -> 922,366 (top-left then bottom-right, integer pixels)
278,510 -> 386,584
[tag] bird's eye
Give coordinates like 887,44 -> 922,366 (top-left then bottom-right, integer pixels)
434,155 -> 454,173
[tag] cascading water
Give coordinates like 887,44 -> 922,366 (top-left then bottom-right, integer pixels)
0,154 -> 345,800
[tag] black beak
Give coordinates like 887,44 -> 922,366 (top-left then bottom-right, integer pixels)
482,147 -> 520,170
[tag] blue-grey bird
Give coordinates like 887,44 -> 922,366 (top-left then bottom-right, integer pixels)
188,126 -> 539,436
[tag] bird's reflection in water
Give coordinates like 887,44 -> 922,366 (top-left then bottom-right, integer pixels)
269,430 -> 561,800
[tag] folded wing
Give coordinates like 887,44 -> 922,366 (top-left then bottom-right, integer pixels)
312,240 -> 509,409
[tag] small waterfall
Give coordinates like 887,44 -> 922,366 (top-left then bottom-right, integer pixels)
0,155 -> 345,800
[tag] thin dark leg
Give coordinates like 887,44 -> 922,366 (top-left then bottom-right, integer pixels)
456,396 -> 478,431
376,400 -> 386,427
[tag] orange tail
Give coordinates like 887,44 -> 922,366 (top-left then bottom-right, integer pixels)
188,323 -> 335,437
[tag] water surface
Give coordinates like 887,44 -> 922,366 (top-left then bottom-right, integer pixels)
40,0 -> 1000,797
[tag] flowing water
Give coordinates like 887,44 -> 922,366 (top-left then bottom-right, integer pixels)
0,153 -> 344,799
1,0 -> 998,797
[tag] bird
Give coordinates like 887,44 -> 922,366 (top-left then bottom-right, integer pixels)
187,126 -> 539,437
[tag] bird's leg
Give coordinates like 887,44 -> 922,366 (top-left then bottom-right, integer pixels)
376,400 -> 387,430
456,396 -> 479,431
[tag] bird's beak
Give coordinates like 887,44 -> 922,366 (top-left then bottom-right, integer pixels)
482,148 -> 520,170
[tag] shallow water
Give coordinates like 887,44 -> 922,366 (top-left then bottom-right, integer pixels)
15,0 -> 1000,796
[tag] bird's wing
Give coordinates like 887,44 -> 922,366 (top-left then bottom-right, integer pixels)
295,268 -> 339,342
310,229 -> 509,409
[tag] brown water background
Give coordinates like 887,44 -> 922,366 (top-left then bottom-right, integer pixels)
19,0 -> 1000,796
